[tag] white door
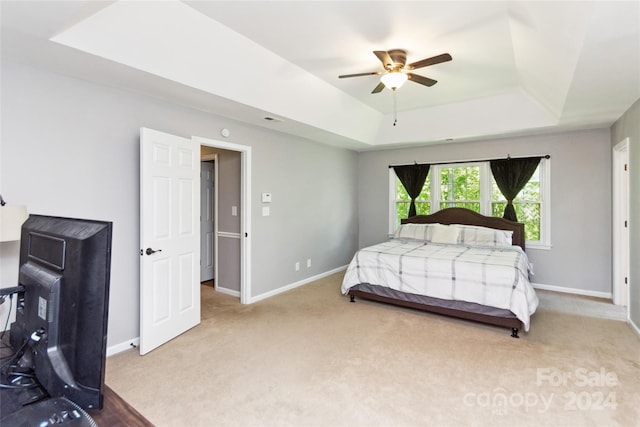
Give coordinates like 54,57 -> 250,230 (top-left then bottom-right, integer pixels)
620,160 -> 629,308
140,128 -> 201,355
200,161 -> 215,282
613,139 -> 629,308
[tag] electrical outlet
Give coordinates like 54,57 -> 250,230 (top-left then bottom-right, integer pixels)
295,262 -> 300,271
307,259 -> 311,268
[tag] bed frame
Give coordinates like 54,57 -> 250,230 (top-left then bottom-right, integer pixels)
347,207 -> 527,338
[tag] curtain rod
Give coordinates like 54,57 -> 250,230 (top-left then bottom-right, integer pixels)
388,154 -> 550,168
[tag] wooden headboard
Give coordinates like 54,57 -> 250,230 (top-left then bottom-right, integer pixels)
401,207 -> 526,250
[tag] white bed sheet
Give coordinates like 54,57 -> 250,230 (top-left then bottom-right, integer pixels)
341,240 -> 539,331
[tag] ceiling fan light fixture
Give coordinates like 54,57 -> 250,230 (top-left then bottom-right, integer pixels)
380,71 -> 408,90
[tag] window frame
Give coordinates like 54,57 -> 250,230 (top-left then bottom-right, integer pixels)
389,158 -> 551,249
431,162 -> 491,215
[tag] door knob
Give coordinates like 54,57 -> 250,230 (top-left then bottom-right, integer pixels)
145,248 -> 162,255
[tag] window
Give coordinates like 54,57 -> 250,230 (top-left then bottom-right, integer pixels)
394,173 -> 431,219
491,167 -> 541,242
389,159 -> 550,248
436,164 -> 482,212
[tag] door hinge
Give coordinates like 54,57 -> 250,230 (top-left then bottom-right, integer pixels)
624,163 -> 628,171
625,220 -> 628,228
625,277 -> 628,284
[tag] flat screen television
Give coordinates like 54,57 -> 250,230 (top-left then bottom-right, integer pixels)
8,214 -> 112,410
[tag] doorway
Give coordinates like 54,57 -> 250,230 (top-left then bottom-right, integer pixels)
612,138 -> 629,313
195,136 -> 252,304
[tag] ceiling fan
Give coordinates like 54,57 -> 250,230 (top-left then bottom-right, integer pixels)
338,49 -> 452,93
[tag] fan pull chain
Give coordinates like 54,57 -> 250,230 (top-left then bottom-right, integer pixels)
393,90 -> 398,126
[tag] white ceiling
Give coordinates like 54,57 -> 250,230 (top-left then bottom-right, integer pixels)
2,1 -> 639,151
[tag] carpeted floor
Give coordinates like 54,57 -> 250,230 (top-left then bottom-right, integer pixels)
105,272 -> 640,427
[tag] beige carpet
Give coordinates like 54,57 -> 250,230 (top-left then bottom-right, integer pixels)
105,272 -> 640,427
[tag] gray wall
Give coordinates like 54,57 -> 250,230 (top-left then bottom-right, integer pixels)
357,129 -> 612,294
214,149 -> 241,235
0,60 -> 359,347
611,97 -> 640,329
250,125 -> 359,296
217,149 -> 241,292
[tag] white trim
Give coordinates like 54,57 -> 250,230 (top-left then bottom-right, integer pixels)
214,286 -> 241,298
218,231 -> 242,239
193,136 -> 252,305
612,138 -> 630,310
388,170 -> 397,233
211,154 -> 220,301
215,154 -> 220,293
248,265 -> 348,304
538,158 -> 551,247
430,164 -> 441,214
107,338 -> 140,357
526,242 -> 552,251
480,162 -> 492,215
201,154 -> 218,290
243,148 -> 252,305
532,282 -> 611,300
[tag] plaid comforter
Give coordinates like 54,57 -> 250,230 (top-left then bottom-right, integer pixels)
341,240 -> 539,331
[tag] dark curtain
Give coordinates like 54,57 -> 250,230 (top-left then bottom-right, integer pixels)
393,164 -> 430,218
490,157 -> 541,222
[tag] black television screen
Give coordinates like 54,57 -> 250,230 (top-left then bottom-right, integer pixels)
8,215 -> 112,410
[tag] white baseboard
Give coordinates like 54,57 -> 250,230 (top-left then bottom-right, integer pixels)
249,265 -> 348,304
107,337 -> 139,357
532,282 -> 612,300
214,286 -> 240,298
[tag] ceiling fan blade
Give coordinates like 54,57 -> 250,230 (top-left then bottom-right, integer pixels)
371,82 -> 385,94
374,50 -> 393,69
407,53 -> 452,70
407,73 -> 437,87
338,71 -> 382,79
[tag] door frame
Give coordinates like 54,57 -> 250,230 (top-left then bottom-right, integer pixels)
200,156 -> 217,285
612,137 -> 629,314
193,136 -> 252,304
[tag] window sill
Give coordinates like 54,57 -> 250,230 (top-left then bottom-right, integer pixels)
525,242 -> 552,251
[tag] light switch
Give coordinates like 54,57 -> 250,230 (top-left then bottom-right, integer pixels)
232,206 -> 238,216
262,193 -> 272,203
262,206 -> 270,217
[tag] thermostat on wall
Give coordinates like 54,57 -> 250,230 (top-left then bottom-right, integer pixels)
262,193 -> 272,203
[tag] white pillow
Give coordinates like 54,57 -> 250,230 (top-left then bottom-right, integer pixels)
393,223 -> 431,241
430,224 -> 460,244
452,224 -> 513,247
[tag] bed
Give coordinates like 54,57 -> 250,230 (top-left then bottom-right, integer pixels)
342,208 -> 538,337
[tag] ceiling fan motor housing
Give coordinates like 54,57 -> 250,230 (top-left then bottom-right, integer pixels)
386,49 -> 407,72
